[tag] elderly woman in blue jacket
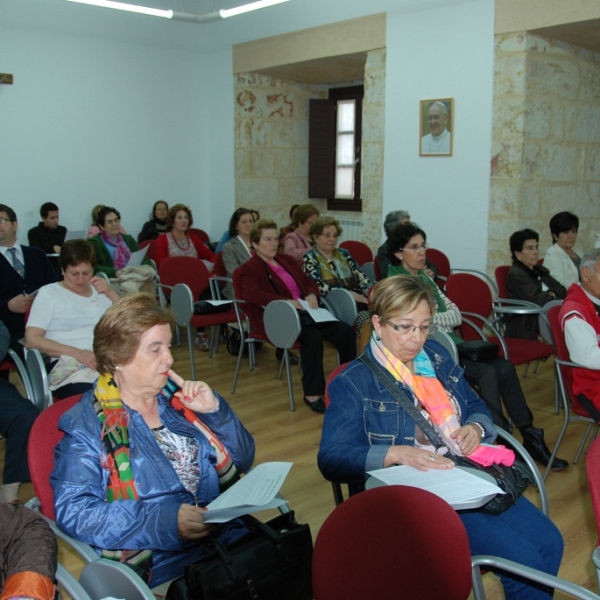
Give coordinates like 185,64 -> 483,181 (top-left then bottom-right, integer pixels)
51,294 -> 255,587
318,276 -> 563,600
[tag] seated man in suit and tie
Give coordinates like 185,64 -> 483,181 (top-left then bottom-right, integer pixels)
27,201 -> 67,277
0,204 -> 57,353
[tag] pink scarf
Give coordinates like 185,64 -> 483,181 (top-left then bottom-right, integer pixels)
101,231 -> 131,271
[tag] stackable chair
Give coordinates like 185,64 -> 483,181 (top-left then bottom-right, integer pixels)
546,305 -> 599,479
586,436 -> 600,592
360,261 -> 376,283
137,238 -> 157,262
313,486 -> 592,600
188,228 -> 210,245
24,348 -> 54,411
445,272 -> 554,376
26,394 -> 157,600
0,349 -> 33,402
426,247 -> 451,288
339,240 -> 372,266
322,288 -> 357,327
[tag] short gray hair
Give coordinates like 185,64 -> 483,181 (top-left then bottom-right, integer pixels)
429,101 -> 448,115
580,249 -> 600,274
384,210 -> 410,237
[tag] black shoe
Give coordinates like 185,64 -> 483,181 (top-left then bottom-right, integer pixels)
520,426 -> 569,471
275,348 -> 299,365
304,397 -> 326,414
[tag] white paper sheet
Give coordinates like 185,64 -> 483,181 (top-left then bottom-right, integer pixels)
367,465 -> 504,508
203,462 -> 292,523
297,300 -> 338,323
126,245 -> 149,267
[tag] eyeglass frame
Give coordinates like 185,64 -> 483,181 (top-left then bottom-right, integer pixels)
380,317 -> 437,336
0,218 -> 15,225
399,243 -> 429,253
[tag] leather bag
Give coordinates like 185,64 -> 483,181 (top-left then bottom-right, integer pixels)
166,511 -> 313,600
193,300 -> 232,315
457,339 -> 499,362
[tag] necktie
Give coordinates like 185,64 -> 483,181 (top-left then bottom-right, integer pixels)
7,247 -> 25,278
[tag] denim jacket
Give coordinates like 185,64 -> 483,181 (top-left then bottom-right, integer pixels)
51,388 -> 255,585
317,340 -> 496,483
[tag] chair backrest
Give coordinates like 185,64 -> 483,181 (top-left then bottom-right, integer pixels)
339,240 -> 373,266
587,436 -> 600,544
373,255 -> 382,281
324,363 -> 350,408
170,284 -> 195,328
158,256 -> 209,300
426,247 -> 451,280
323,289 -> 358,326
445,272 -> 494,340
188,228 -> 210,244
429,330 -> 459,363
232,268 -> 266,338
213,252 -> 227,277
360,261 -> 375,283
25,348 -> 53,411
263,300 -> 302,349
495,265 -> 511,298
27,394 -> 83,520
312,486 -> 472,600
538,299 -> 563,346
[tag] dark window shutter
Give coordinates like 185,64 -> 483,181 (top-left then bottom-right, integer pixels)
308,99 -> 336,199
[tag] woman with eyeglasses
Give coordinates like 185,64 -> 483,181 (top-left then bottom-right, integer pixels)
385,223 -> 567,470
318,276 -> 563,600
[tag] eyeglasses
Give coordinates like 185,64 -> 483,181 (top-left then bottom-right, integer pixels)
104,218 -> 121,225
381,317 -> 437,336
0,218 -> 14,225
400,243 -> 428,253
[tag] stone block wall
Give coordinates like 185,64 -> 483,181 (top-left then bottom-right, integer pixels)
233,48 -> 386,253
490,32 -> 600,271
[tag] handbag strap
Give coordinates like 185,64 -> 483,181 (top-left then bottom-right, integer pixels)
358,353 -> 448,453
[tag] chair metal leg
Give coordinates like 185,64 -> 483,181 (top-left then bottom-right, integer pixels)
284,349 -> 295,411
277,351 -> 285,379
230,336 -> 245,394
532,359 -> 540,374
522,362 -> 530,377
207,326 -> 219,358
332,482 -> 344,506
471,564 -> 486,600
175,324 -> 181,347
574,423 -> 595,464
543,370 -> 570,481
186,325 -> 197,381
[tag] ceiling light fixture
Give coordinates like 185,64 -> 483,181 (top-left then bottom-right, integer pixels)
64,0 -> 290,23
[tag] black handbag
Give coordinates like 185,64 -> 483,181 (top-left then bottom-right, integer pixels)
457,339 -> 499,362
193,300 -> 232,315
166,511 -> 313,600
359,353 -> 534,516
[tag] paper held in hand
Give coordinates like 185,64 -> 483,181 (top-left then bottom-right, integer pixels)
367,465 -> 504,510
203,462 -> 292,523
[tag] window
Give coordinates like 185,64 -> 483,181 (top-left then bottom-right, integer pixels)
309,85 -> 363,211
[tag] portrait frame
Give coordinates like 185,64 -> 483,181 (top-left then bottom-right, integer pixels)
419,98 -> 454,156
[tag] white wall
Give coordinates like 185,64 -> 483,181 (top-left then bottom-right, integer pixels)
0,0 -> 494,260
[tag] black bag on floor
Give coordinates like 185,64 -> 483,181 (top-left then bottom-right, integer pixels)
166,511 -> 313,600
226,329 -> 262,358
193,301 -> 232,315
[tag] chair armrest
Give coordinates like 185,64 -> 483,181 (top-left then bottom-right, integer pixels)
459,313 -> 509,360
494,297 -> 541,310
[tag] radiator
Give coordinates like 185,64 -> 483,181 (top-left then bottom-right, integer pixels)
337,219 -> 364,243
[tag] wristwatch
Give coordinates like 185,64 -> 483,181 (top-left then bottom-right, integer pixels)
470,421 -> 486,440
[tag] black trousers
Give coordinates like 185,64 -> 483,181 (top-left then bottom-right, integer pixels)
461,357 -> 532,430
298,320 -> 356,396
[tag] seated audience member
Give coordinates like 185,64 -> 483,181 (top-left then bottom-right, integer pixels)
302,216 -> 373,342
560,249 -> 600,421
387,223 -> 566,469
0,204 -> 58,353
27,202 -> 67,276
283,204 -> 320,262
239,219 -> 356,414
0,321 -> 40,503
87,204 -> 127,239
216,206 -> 251,255
544,211 -> 582,289
25,240 -> 118,399
0,501 -> 57,599
505,228 -> 566,339
138,200 -> 169,243
317,276 -> 564,600
51,294 -> 255,587
155,204 -> 215,267
88,206 -> 152,281
377,210 -> 437,279
221,208 -> 254,299
277,204 -> 299,253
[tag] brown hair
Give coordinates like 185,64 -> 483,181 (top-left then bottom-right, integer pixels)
369,276 -> 435,320
293,204 -> 320,226
58,239 -> 96,271
166,204 -> 193,232
249,218 -> 278,245
94,293 -> 174,374
309,216 -> 343,239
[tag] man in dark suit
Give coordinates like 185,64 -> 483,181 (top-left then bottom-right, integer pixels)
27,201 -> 67,276
0,204 -> 57,352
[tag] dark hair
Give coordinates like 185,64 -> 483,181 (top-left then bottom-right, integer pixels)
97,206 -> 121,227
289,204 -> 300,220
40,202 -> 59,218
509,228 -> 539,260
549,211 -> 579,243
250,218 -> 278,245
166,204 -> 193,232
58,239 -> 96,271
151,200 -> 168,220
228,208 -> 253,237
0,204 -> 17,222
387,223 -> 427,266
94,293 -> 174,374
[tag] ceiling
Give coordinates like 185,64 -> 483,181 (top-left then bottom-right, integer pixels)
531,19 -> 600,53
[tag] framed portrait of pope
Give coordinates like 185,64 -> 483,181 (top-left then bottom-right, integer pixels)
420,98 -> 453,156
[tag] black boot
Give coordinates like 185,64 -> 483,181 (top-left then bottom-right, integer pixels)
520,426 -> 569,471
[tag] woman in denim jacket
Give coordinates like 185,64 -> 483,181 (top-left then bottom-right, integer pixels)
318,276 -> 563,600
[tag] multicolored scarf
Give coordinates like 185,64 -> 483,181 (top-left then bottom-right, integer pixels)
93,373 -> 239,580
314,248 -> 359,292
369,337 -> 513,466
101,231 -> 131,271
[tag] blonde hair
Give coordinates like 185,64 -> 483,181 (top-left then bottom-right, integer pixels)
369,276 -> 435,320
